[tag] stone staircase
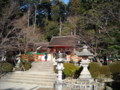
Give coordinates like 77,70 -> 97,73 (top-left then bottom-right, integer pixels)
0,61 -> 57,88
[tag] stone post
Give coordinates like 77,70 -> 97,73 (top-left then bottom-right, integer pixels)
54,52 -> 65,90
15,56 -> 21,68
14,53 -> 21,71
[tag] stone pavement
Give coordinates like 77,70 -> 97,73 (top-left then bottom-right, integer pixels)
0,61 -> 57,90
0,82 -> 40,90
37,88 -> 54,90
0,82 -> 70,90
0,80 -> 55,90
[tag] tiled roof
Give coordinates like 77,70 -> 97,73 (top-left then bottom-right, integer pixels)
35,42 -> 49,50
49,36 -> 76,47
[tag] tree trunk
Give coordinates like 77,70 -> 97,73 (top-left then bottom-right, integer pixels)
28,7 -> 30,28
74,29 -> 76,36
95,37 -> 98,56
59,17 -> 62,36
34,4 -> 37,31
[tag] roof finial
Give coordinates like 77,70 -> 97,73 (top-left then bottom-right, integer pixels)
83,45 -> 88,49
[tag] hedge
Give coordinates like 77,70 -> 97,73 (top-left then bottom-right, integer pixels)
16,61 -> 31,71
0,62 -> 13,72
54,62 -> 114,79
63,63 -> 80,77
109,61 -> 120,74
89,62 -> 101,78
99,65 -> 111,77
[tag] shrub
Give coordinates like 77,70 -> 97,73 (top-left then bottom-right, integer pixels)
0,62 -> 13,72
108,61 -> 120,89
89,62 -> 101,78
24,62 -> 31,70
63,63 -> 79,77
109,61 -> 120,74
99,65 -> 111,77
17,61 -> 31,71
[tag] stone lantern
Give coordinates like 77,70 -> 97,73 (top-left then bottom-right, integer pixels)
15,54 -> 21,68
56,52 -> 64,82
74,45 -> 95,90
54,52 -> 65,90
77,45 -> 93,79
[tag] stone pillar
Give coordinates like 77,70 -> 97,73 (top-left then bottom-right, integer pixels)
57,63 -> 64,81
54,52 -> 65,90
14,53 -> 21,71
15,57 -> 21,68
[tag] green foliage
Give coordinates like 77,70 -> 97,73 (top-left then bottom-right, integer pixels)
69,0 -> 82,15
26,54 -> 34,61
89,62 -> 101,78
99,65 -> 111,77
0,62 -> 13,72
22,0 -> 40,5
44,20 -> 59,40
24,62 -> 31,70
61,27 -> 71,35
0,0 -> 9,15
62,16 -> 79,35
107,73 -> 120,90
63,63 -> 79,77
51,4 -> 60,21
41,0 -> 50,4
0,0 -> 120,60
18,61 -> 31,71
109,62 -> 120,74
67,0 -> 120,57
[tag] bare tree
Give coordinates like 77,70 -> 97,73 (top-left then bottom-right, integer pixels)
14,14 -> 42,53
0,0 -> 20,52
62,16 -> 79,36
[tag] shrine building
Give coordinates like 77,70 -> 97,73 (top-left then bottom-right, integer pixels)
48,36 -> 77,54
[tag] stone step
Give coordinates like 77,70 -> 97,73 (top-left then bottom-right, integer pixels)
28,69 -> 54,72
0,61 -> 57,88
32,62 -> 53,65
31,68 -> 53,69
32,65 -> 53,67
30,64 -> 53,66
27,71 -> 54,73
2,75 -> 56,80
13,71 -> 56,75
30,66 -> 53,68
28,70 -> 54,72
3,73 -> 57,78
30,65 -> 53,67
32,66 -> 53,68
3,75 -> 57,79
28,69 -> 54,71
35,63 -> 53,65
1,77 -> 56,82
0,79 -> 54,87
30,67 -> 53,69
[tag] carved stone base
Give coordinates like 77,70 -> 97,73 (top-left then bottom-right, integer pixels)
71,78 -> 98,90
54,80 -> 66,90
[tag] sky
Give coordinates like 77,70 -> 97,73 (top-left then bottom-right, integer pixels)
62,0 -> 69,4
